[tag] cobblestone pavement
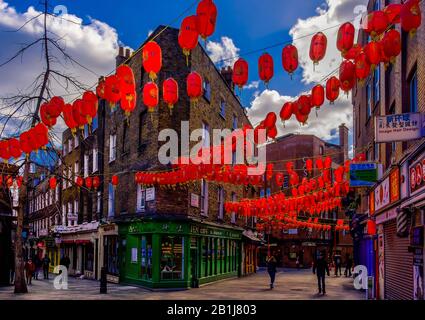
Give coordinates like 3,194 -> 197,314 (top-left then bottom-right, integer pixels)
0,269 -> 365,300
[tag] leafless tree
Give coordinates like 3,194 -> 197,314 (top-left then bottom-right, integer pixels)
0,0 -> 94,293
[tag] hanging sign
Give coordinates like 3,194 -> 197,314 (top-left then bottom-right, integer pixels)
375,113 -> 425,143
409,156 -> 425,195
370,168 -> 400,214
350,162 -> 378,187
146,187 -> 155,201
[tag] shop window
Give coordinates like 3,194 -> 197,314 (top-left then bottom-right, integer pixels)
104,236 -> 119,276
202,237 -> 208,277
108,183 -> 115,217
140,235 -> 153,280
203,79 -> 211,102
409,69 -> 418,113
201,179 -> 209,216
160,236 -> 184,280
136,185 -> 146,213
84,244 -> 94,272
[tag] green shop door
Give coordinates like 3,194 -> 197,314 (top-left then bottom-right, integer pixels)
190,238 -> 199,288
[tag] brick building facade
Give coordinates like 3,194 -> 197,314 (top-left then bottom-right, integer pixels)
352,0 -> 425,300
260,125 -> 352,268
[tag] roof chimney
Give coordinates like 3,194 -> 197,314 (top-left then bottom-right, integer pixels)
116,46 -> 126,67
221,66 -> 234,91
339,123 -> 349,162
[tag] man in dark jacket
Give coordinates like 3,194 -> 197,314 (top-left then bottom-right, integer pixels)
344,254 -> 353,277
42,254 -> 51,279
313,251 -> 330,295
266,254 -> 278,289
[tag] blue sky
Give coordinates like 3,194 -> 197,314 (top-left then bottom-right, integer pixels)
11,0 -> 325,99
3,0 -> 361,150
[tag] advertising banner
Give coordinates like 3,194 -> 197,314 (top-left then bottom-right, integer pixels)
375,112 -> 424,143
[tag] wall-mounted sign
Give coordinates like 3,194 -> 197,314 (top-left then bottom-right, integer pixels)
190,193 -> 199,208
411,226 -> 424,248
375,112 -> 425,143
146,187 -> 155,201
409,156 -> 425,195
350,163 -> 378,187
370,168 -> 400,214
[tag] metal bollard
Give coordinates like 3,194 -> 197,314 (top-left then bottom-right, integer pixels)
100,267 -> 107,294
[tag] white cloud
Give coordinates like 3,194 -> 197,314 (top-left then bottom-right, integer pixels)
248,89 -> 352,141
0,0 -> 128,139
246,81 -> 260,90
206,36 -> 240,67
148,29 -> 153,37
247,0 -> 367,147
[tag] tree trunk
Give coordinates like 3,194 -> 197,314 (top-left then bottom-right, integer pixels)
14,163 -> 29,293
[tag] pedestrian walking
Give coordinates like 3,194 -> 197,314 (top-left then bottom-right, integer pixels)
60,255 -> 70,272
333,252 -> 342,277
24,259 -> 36,285
313,251 -> 330,295
296,256 -> 300,270
33,254 -> 41,280
344,254 -> 353,277
42,254 -> 51,279
266,254 -> 278,289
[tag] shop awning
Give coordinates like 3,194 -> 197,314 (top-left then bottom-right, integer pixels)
242,230 -> 262,243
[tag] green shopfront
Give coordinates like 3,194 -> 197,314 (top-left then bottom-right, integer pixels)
118,220 -> 243,288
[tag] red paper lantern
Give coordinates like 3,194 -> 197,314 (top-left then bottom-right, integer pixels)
111,175 -> 119,186
355,52 -> 371,83
0,140 -> 10,162
82,91 -> 98,125
282,44 -> 299,78
367,220 -> 376,236
40,102 -> 56,128
104,75 -> 121,105
382,29 -> 401,63
49,177 -> 57,190
142,41 -> 162,81
143,82 -> 159,113
384,4 -> 402,24
96,78 -> 106,99
93,176 -> 101,189
267,126 -> 277,140
8,138 -> 22,159
264,112 -> 277,129
85,177 -> 93,189
63,103 -> 78,134
163,78 -> 179,111
19,131 -> 32,155
401,0 -> 422,36
75,176 -> 84,188
337,22 -> 355,55
339,60 -> 356,93
120,90 -> 137,116
232,58 -> 249,89
258,53 -> 274,85
280,102 -> 293,122
116,65 -> 136,92
364,41 -> 382,68
47,96 -> 65,119
295,112 -> 309,125
343,44 -> 362,60
326,76 -> 340,104
196,0 -> 217,40
72,99 -> 88,129
33,123 -> 49,149
187,72 -> 203,103
297,95 -> 312,116
309,32 -> 327,66
365,11 -> 389,38
178,15 -> 199,60
311,85 -> 325,109
306,159 -> 313,174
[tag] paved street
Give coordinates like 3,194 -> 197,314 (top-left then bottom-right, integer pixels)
0,269 -> 364,300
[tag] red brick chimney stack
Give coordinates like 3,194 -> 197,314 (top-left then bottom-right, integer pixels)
339,123 -> 349,162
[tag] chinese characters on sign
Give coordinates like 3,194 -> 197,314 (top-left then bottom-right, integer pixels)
375,113 -> 424,143
409,156 -> 425,194
370,168 -> 400,215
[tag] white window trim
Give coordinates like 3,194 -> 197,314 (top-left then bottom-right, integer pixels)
109,134 -> 117,163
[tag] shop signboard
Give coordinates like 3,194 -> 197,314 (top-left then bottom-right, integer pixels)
409,156 -> 425,195
190,193 -> 200,208
375,112 -> 425,143
370,168 -> 400,215
350,163 -> 378,187
146,187 -> 155,201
